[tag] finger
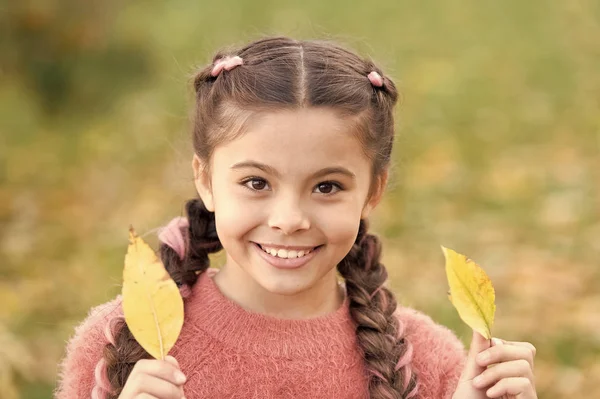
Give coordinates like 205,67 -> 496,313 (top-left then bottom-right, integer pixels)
126,374 -> 184,399
132,359 -> 187,385
476,342 -> 535,370
460,329 -> 492,382
493,338 -> 537,357
485,376 -> 536,398
472,359 -> 534,390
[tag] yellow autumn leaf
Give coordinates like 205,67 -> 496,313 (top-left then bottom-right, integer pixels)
441,246 -> 496,339
122,226 -> 184,359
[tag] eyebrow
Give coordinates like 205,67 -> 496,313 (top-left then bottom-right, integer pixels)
230,161 -> 356,180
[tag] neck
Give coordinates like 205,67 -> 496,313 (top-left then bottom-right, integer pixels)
213,258 -> 344,319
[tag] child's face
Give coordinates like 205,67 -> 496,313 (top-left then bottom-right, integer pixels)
193,107 -> 387,297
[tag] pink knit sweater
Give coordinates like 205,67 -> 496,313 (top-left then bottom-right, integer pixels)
55,268 -> 466,398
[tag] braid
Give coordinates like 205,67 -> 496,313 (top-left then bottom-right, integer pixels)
161,198 -> 222,288
337,219 -> 419,399
99,198 -> 222,398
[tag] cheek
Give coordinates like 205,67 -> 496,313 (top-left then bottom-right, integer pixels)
315,205 -> 362,245
212,186 -> 263,240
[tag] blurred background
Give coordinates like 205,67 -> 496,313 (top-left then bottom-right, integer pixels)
1,0 -> 598,397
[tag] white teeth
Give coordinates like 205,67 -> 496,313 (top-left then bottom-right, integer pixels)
260,245 -> 314,259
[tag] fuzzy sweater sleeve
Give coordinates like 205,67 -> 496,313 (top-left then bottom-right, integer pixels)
54,297 -> 123,399
396,307 -> 467,399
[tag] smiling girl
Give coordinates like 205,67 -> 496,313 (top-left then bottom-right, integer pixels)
55,36 -> 538,399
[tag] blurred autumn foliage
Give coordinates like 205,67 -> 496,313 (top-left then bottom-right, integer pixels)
1,0 -> 598,398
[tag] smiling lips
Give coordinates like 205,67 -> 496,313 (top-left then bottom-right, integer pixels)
253,242 -> 322,269
259,245 -> 314,259
256,243 -> 318,259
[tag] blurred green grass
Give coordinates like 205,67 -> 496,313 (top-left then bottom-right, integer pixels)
1,0 -> 598,397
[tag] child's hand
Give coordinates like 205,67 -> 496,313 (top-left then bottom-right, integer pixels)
118,355 -> 187,399
452,330 -> 537,399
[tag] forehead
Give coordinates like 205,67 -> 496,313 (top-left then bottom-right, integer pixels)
212,108 -> 371,174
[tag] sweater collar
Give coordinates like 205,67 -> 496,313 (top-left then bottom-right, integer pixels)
184,268 -> 359,359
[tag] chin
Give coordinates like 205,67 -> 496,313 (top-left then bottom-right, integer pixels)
254,273 -> 312,296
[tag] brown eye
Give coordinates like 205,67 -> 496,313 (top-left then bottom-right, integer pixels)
252,180 -> 266,190
315,181 -> 342,194
242,178 -> 269,191
317,183 -> 333,194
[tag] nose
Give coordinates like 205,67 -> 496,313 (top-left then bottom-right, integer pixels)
267,195 -> 310,235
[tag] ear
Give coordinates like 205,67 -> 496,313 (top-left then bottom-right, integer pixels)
192,153 -> 215,212
361,168 -> 389,219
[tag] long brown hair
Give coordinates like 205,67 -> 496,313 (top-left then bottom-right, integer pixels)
103,36 -> 418,399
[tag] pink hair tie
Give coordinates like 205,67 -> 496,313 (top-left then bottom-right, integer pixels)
394,340 -> 414,372
211,55 -> 244,77
92,358 -> 113,398
103,316 -> 124,346
367,71 -> 384,87
91,386 -> 104,399
158,216 -> 189,260
179,284 -> 192,298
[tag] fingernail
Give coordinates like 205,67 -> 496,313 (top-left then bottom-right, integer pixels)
175,371 -> 187,384
492,337 -> 503,345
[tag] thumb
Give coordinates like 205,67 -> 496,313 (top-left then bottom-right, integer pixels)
460,329 -> 492,381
